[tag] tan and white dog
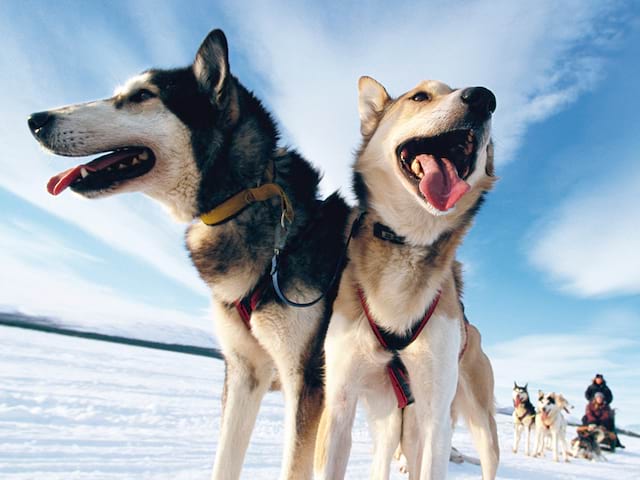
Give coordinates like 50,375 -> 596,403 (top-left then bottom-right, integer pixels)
534,391 -> 573,462
314,77 -> 499,479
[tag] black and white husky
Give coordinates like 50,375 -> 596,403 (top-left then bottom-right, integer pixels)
534,391 -> 572,462
28,29 -> 349,480
512,382 -> 536,456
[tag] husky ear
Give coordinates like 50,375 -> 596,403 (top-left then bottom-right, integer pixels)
358,76 -> 390,137
194,29 -> 230,105
514,381 -> 518,389
524,383 -> 528,390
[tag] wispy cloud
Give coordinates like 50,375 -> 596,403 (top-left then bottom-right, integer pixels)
529,165 -> 640,297
0,5 -> 207,297
0,218 -> 214,347
221,0 -> 620,196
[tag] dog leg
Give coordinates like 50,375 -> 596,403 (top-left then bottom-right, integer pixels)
409,321 -> 460,480
211,351 -> 274,480
513,423 -> 520,453
551,431 -> 559,462
314,384 -> 358,479
454,383 -> 499,479
559,429 -> 569,462
365,401 -> 402,480
314,320 -> 360,480
533,425 -> 543,458
399,406 -> 423,480
525,424 -> 531,456
277,371 -> 324,480
455,325 -> 499,479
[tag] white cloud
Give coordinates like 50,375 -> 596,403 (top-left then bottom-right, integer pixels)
0,10 -> 207,298
529,166 -> 640,297
488,309 -> 640,427
0,219 -> 215,348
221,0 -> 618,196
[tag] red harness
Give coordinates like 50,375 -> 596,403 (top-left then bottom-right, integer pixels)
358,287 -> 441,408
233,276 -> 270,330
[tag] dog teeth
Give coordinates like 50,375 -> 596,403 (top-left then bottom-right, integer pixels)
138,151 -> 149,161
400,148 -> 409,161
80,167 -> 89,178
118,163 -> 127,170
411,159 -> 424,178
131,157 -> 140,166
464,142 -> 474,155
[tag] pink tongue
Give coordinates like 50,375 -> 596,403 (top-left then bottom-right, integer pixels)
416,154 -> 470,211
46,149 -> 141,196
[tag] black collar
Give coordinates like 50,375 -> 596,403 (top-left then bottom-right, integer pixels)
373,222 -> 406,245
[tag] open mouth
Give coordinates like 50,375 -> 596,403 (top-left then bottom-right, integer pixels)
46,147 -> 155,196
396,129 -> 476,212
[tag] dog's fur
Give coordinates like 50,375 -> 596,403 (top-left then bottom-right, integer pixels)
570,426 -> 607,462
314,77 -> 498,479
534,391 -> 573,462
512,382 -> 536,456
28,29 -> 350,480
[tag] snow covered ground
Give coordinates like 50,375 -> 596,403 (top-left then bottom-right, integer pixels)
1,325 -> 639,479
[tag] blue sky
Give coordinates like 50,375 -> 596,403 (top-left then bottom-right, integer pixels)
1,1 -> 639,426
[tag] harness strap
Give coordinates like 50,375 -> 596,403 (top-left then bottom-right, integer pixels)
358,287 -> 441,408
271,211 -> 364,308
232,274 -> 270,330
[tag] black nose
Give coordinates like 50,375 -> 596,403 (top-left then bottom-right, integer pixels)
28,111 -> 53,133
461,87 -> 496,117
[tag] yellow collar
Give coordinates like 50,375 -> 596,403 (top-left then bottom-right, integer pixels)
200,182 -> 294,226
200,160 -> 294,226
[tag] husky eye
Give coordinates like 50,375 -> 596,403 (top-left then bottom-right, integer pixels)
129,89 -> 156,103
410,92 -> 430,102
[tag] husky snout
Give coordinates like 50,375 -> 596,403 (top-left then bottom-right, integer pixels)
28,110 -> 55,139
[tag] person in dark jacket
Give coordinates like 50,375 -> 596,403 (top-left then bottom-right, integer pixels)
582,392 -> 614,431
585,373 -> 613,404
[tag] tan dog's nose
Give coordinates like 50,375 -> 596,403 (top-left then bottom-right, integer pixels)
461,87 -> 496,117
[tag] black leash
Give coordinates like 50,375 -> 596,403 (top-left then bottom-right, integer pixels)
270,211 -> 364,308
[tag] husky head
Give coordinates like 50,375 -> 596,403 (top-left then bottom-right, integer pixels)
354,77 -> 496,243
28,29 -> 277,222
538,391 -> 573,419
512,382 -> 530,407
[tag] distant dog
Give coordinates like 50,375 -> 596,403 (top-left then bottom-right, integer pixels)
28,29 -> 350,480
315,77 -> 498,479
534,391 -> 572,462
571,426 -> 607,462
512,382 -> 536,456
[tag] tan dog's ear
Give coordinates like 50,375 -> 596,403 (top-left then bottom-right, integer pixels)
358,76 -> 390,137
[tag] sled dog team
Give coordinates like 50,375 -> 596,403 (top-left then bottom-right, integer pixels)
512,381 -> 622,463
512,383 -> 574,462
29,28 -> 500,479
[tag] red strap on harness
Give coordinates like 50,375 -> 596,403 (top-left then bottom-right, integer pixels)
358,287 -> 441,408
233,279 -> 269,330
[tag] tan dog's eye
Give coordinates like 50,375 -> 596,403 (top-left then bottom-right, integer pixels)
410,92 -> 430,102
129,89 -> 156,103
